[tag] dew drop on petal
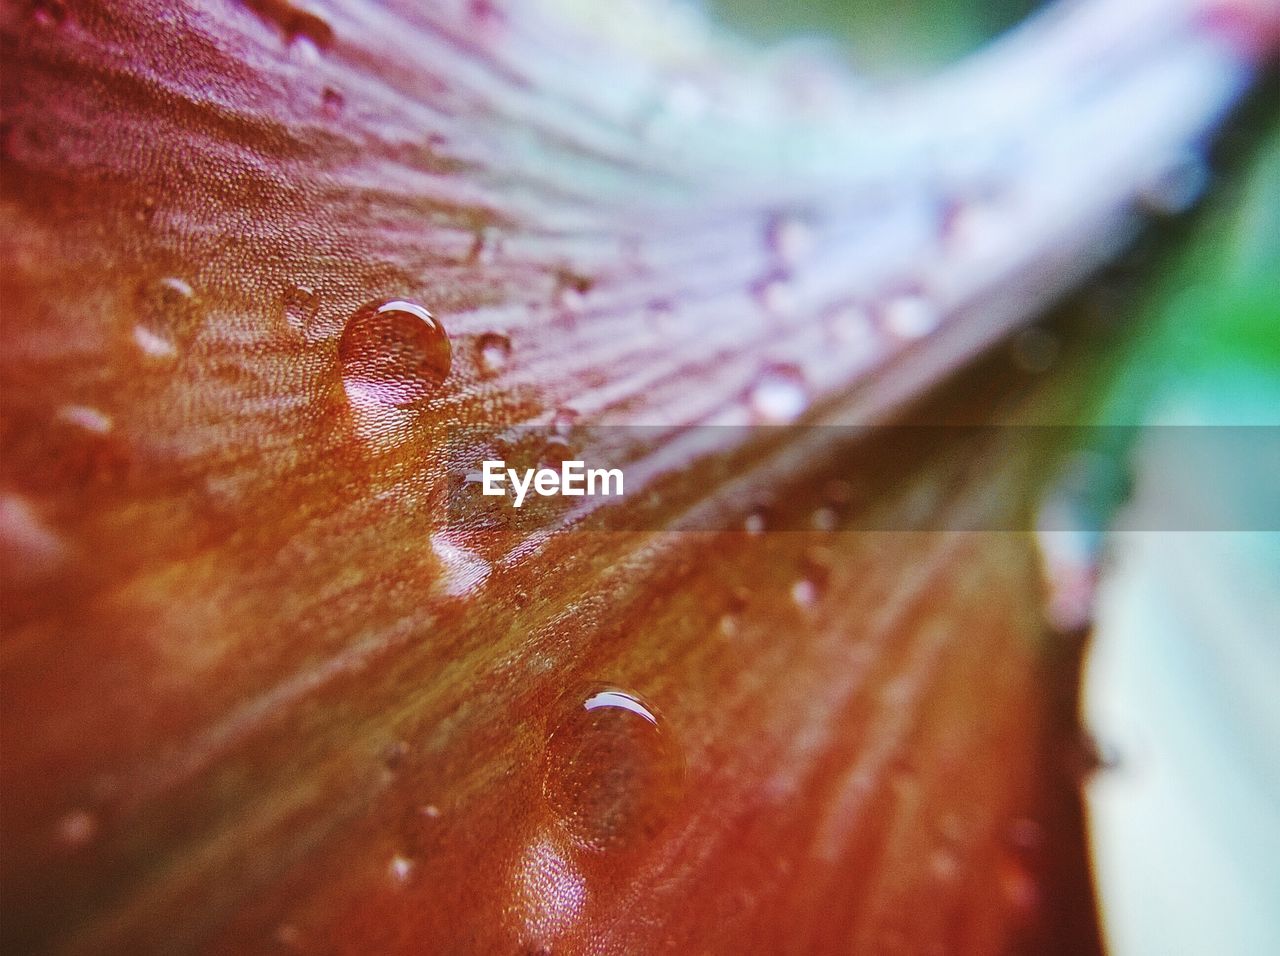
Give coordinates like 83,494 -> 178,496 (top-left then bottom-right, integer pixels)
811,506 -> 838,532
766,211 -> 814,267
551,407 -> 579,437
321,86 -> 345,117
539,435 -> 573,469
388,854 -> 415,884
749,363 -> 808,424
743,508 -> 768,535
791,578 -> 819,608
56,404 -> 113,435
281,284 -> 320,336
57,809 -> 97,848
338,299 -> 451,407
475,332 -> 511,377
134,276 -> 198,359
881,289 -> 940,341
429,531 -> 491,598
755,274 -> 797,319
30,0 -> 67,27
542,685 -> 684,852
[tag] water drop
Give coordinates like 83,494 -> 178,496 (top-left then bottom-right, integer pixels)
475,332 -> 511,377
717,613 -> 739,638
766,212 -> 814,267
134,276 -> 198,359
542,684 -> 684,852
56,404 -> 113,435
281,284 -> 320,336
429,531 -> 491,597
811,506 -> 838,532
881,289 -> 939,341
0,494 -> 65,584
755,274 -> 796,318
826,302 -> 877,353
743,508 -> 768,535
338,299 -> 450,407
554,272 -> 590,314
321,86 -> 345,117
791,578 -> 819,609
998,851 -> 1039,914
749,363 -> 808,424
551,407 -> 579,437
388,854 -> 415,884
539,435 -> 572,469
420,804 -> 442,819
276,4 -> 334,52
31,0 -> 67,27
57,809 -> 97,848
470,228 -> 500,265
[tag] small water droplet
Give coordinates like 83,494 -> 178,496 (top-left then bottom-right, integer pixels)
0,494 -> 65,584
826,302 -> 877,353
998,852 -> 1039,914
538,435 -> 572,469
542,684 -> 684,852
790,578 -> 819,608
470,227 -> 501,265
338,299 -> 450,407
321,86 -> 345,117
57,809 -> 97,848
281,284 -> 320,336
881,290 -> 939,341
420,804 -> 442,819
31,0 -> 67,27
754,274 -> 796,319
56,404 -> 113,435
766,212 -> 814,267
554,272 -> 591,314
388,854 -> 415,883
811,507 -> 838,532
430,531 -> 491,598
134,276 -> 198,359
476,332 -> 511,377
276,4 -> 334,52
743,508 -> 768,535
551,407 -> 579,437
717,613 -> 739,638
749,363 -> 808,424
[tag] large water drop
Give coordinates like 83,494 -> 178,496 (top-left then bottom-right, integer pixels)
338,299 -> 451,407
541,684 -> 684,852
